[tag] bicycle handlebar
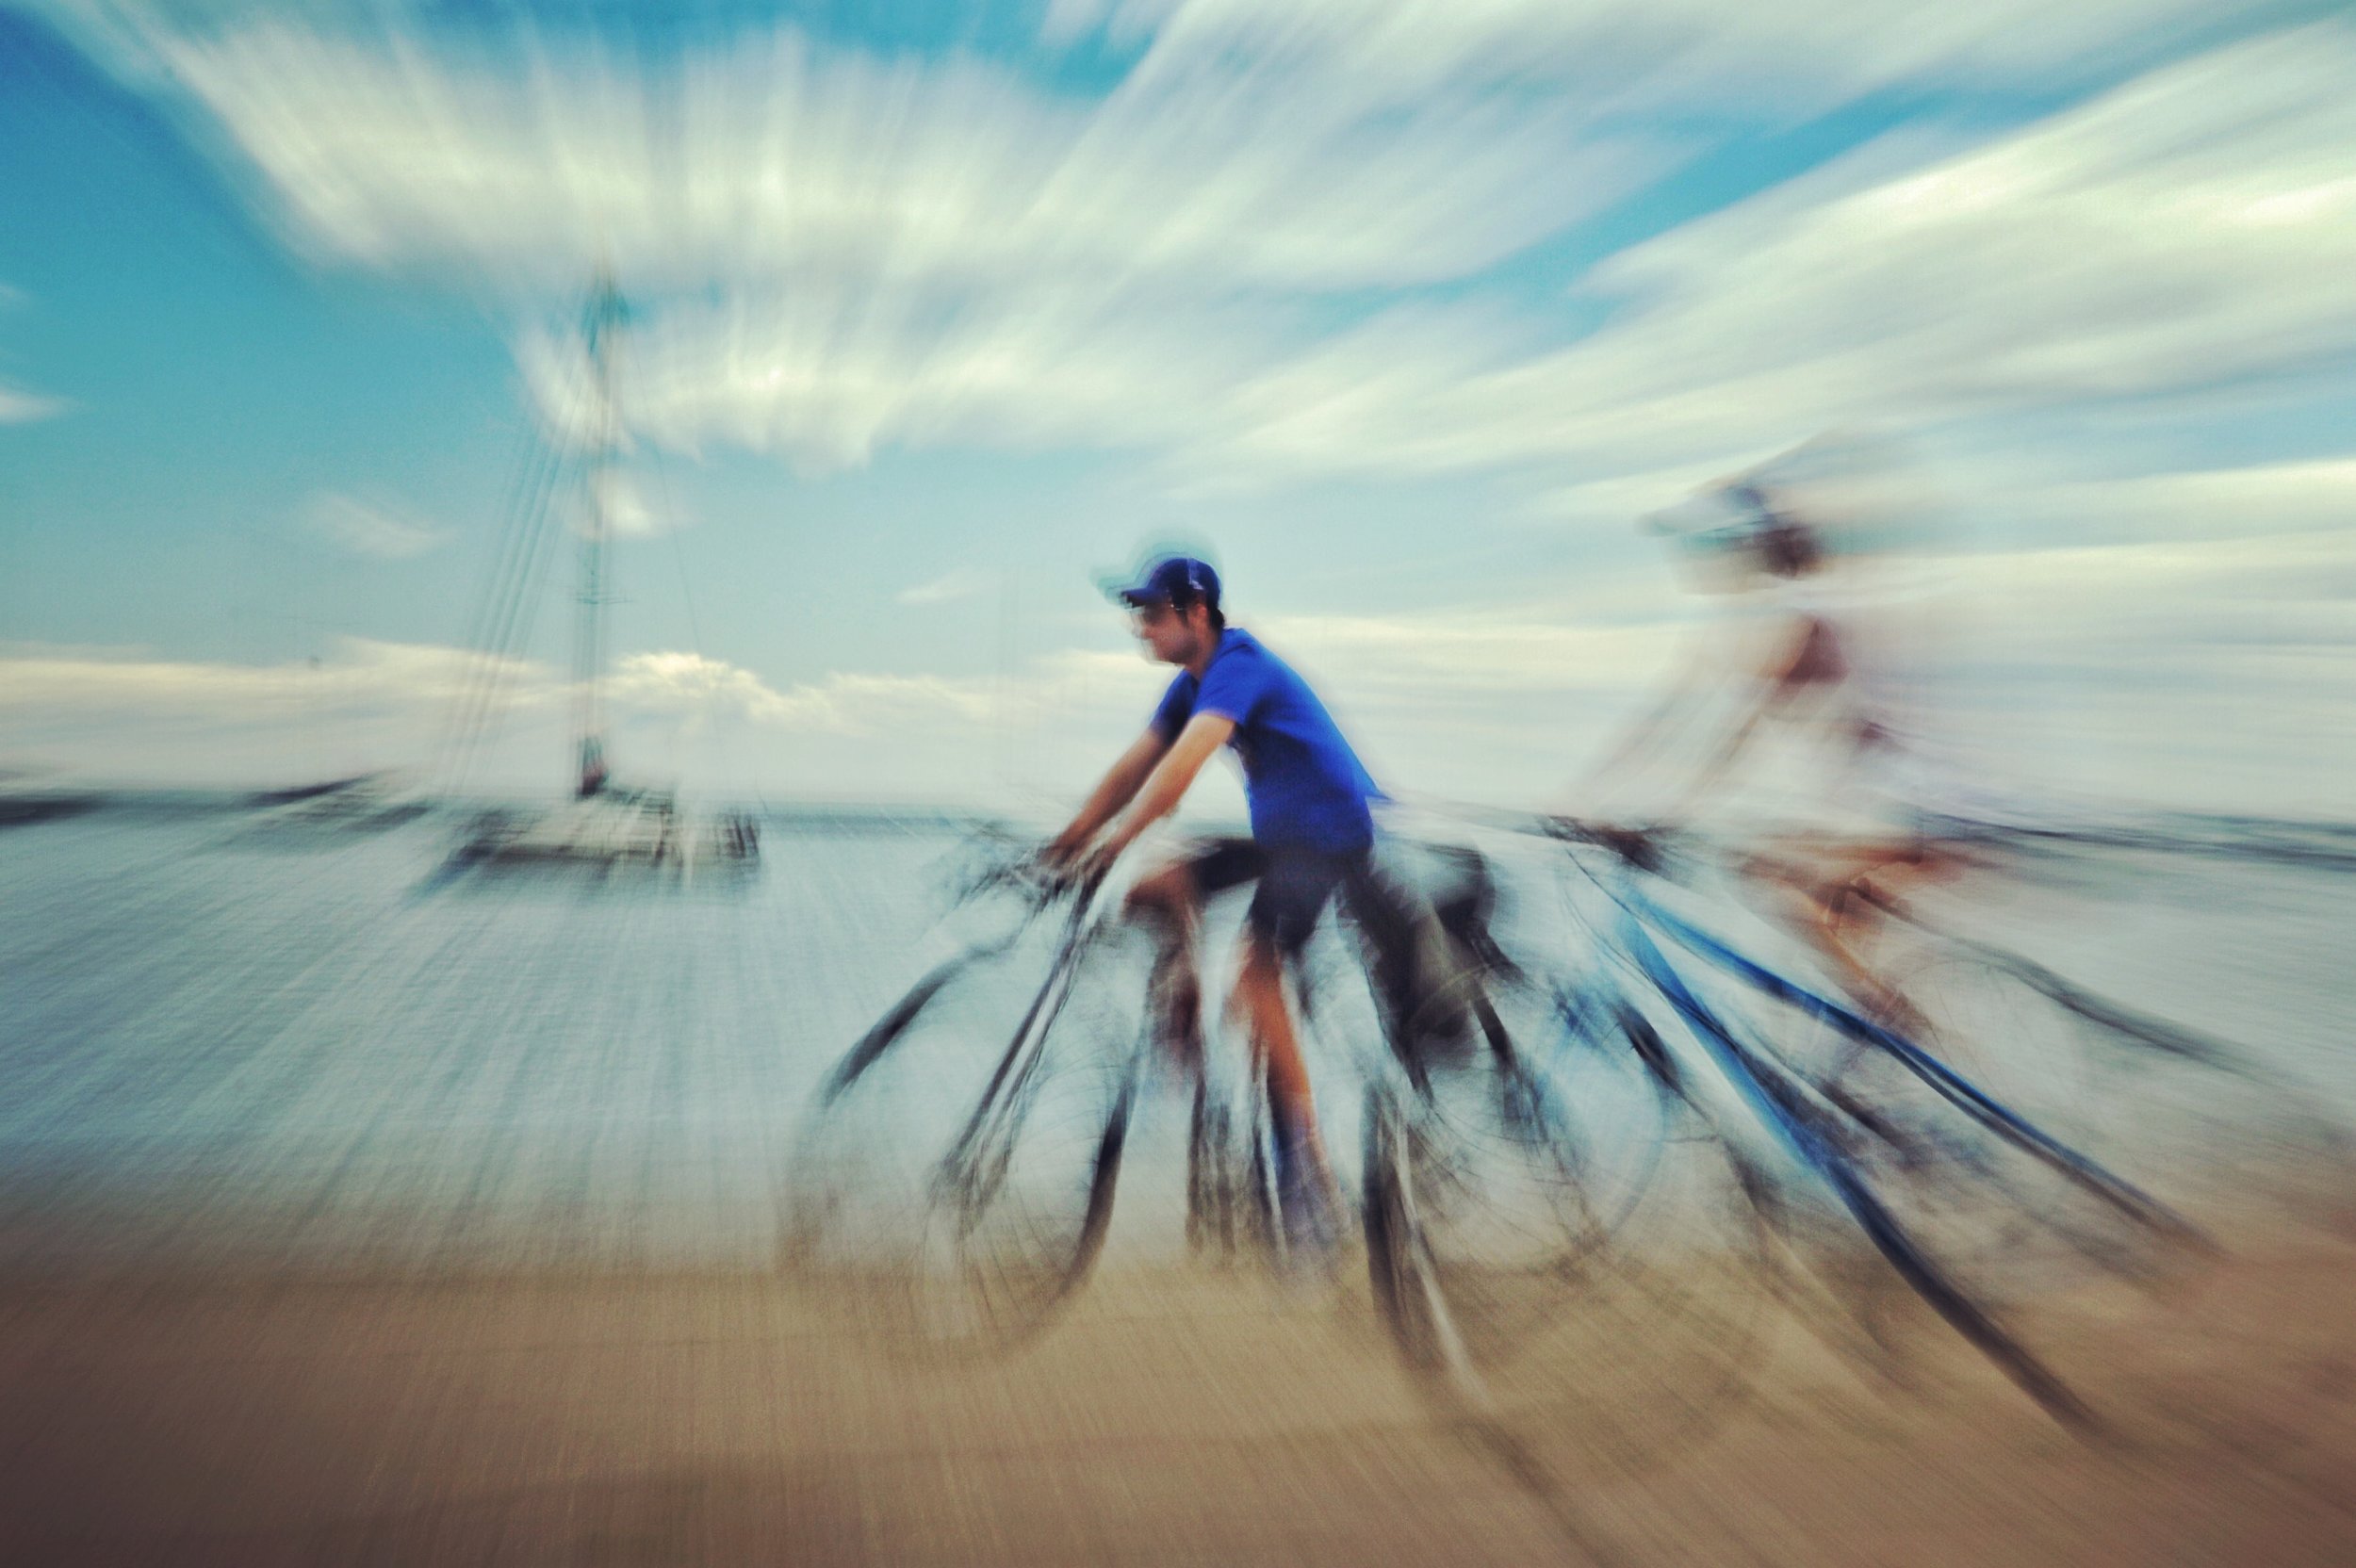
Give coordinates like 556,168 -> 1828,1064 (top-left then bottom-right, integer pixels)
950,838 -> 1109,915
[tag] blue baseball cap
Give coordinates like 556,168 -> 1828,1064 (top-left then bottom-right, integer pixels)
1108,555 -> 1221,612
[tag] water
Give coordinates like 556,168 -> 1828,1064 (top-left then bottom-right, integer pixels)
0,808 -> 969,1272
2,805 -> 2350,1277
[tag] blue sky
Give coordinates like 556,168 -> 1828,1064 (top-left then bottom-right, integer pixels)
4,1 -> 2353,816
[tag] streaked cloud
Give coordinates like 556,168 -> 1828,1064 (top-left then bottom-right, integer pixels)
46,5 -> 2349,498
0,639 -> 1015,739
14,2 -> 2351,814
0,638 -> 1127,795
609,651 -> 1005,734
0,281 -> 64,422
1992,458 -> 2356,546
303,491 -> 450,559
1190,25 -> 2356,486
146,15 -> 1653,294
1050,0 -> 2227,110
0,638 -> 544,717
532,285 -> 1287,471
1260,607 -> 1679,694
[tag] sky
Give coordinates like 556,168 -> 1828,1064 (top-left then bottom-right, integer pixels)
3,0 -> 2352,819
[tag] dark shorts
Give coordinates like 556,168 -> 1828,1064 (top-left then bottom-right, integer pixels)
1183,838 -> 1369,960
1179,836 -> 1492,1070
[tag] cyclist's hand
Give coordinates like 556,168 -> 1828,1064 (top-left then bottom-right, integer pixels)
1069,834 -> 1127,892
1040,825 -> 1088,871
1554,816 -> 1669,872
1604,822 -> 1673,873
1020,834 -> 1108,901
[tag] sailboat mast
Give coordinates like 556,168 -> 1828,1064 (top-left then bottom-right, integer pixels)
574,273 -> 623,798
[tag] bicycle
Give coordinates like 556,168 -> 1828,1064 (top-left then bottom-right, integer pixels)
1518,819 -> 2356,1434
789,820 -> 2236,1441
781,830 -> 1766,1446
1662,822 -> 2355,1263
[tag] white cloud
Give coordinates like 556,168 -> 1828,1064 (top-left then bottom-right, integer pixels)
896,569 -> 989,607
5,496 -> 2347,813
538,284 -> 1285,471
1054,1 -> 2171,80
585,470 -> 674,538
0,638 -> 1010,741
68,9 -> 1664,467
608,651 -> 1002,734
1948,527 -> 2356,670
0,638 -> 1055,791
0,384 -> 66,423
553,18 -> 2356,483
19,5 -> 2355,815
1213,24 -> 2356,482
303,491 -> 450,558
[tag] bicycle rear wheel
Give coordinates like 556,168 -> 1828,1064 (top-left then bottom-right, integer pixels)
785,921 -> 1150,1355
1870,950 -> 2352,1275
1780,954 -> 2262,1428
1812,956 -> 2182,1309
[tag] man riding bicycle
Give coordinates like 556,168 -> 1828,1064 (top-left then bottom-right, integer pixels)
1044,555 -> 1423,1256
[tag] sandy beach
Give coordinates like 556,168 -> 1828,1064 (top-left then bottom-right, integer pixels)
4,1234 -> 2353,1565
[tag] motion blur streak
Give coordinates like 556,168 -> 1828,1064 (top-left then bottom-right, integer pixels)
3,0 -> 2354,1563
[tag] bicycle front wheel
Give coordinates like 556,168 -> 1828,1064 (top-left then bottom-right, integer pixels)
785,921 -> 1151,1355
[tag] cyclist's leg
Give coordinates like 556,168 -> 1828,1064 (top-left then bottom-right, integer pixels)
1236,933 -> 1344,1250
1236,931 -> 1310,1116
1339,850 -> 1477,1074
1233,848 -> 1352,1103
1231,848 -> 1355,1237
1742,831 -> 1928,1032
1126,839 -> 1260,1072
1817,841 -> 1925,1024
1396,847 -> 1502,1037
1832,832 -> 1984,1043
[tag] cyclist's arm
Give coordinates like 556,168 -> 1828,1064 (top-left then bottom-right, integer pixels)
1573,625 -> 1731,807
1048,727 -> 1169,861
1586,657 -> 1708,784
1663,614 -> 1831,818
1096,712 -> 1235,860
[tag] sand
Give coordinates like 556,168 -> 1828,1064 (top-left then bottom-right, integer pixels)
3,1238 -> 2352,1566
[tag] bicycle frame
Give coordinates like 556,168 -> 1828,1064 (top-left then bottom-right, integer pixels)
1566,855 -> 2136,1425
1619,877 -> 2199,1244
940,885 -> 1118,1187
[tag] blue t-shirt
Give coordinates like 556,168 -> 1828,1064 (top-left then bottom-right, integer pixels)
1151,628 -> 1382,853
